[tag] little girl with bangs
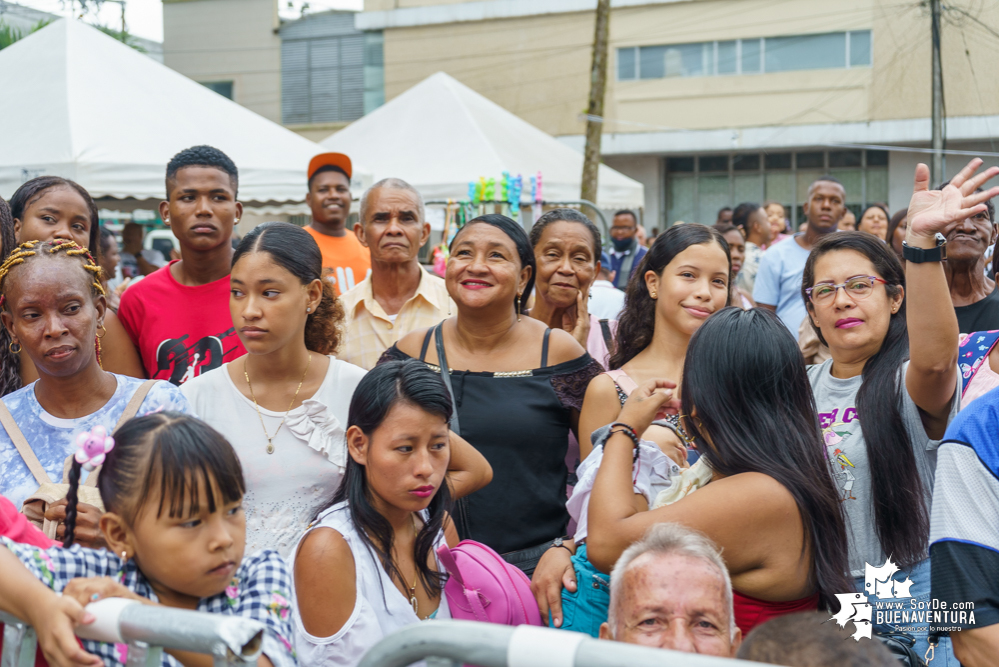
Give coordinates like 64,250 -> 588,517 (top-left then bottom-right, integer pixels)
0,412 -> 296,667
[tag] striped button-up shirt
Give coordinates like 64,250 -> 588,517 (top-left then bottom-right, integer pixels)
338,269 -> 454,370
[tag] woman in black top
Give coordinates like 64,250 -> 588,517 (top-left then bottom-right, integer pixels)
380,215 -> 602,575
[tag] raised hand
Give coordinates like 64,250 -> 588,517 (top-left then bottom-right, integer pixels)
562,289 -> 591,348
907,159 -> 999,243
617,378 -> 681,437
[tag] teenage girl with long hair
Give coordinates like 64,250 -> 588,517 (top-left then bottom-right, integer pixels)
292,359 -> 459,667
586,307 -> 852,636
533,224 -> 731,628
578,224 -> 731,460
183,222 -> 490,556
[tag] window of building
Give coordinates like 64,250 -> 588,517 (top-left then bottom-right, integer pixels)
363,31 -> 385,115
200,81 -> 233,99
664,150 -> 889,228
282,29 -> 384,125
618,29 -> 872,81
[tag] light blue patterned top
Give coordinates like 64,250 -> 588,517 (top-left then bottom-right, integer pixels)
0,375 -> 193,508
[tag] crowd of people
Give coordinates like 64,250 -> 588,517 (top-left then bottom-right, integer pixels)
0,144 -> 998,667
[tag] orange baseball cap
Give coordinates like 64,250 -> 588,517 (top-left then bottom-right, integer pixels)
308,152 -> 352,181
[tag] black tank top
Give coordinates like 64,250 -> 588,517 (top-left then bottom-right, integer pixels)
382,329 -> 600,553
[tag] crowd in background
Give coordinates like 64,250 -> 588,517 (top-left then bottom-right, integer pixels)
0,145 -> 998,667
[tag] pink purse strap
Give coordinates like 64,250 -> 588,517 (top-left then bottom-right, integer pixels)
436,543 -> 464,587
437,543 -> 490,623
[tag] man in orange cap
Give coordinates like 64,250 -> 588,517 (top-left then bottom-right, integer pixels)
304,153 -> 371,295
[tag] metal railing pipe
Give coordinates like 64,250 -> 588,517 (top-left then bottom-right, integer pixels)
359,620 -> 774,667
1,599 -> 264,667
77,599 -> 264,664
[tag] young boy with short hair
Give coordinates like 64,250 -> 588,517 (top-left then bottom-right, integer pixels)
117,145 -> 246,385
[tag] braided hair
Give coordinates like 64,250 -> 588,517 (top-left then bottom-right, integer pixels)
0,240 -> 106,370
0,240 -> 105,300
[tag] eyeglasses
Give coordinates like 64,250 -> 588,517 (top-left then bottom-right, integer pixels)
805,275 -> 887,304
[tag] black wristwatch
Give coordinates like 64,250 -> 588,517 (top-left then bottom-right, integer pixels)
551,537 -> 572,554
902,233 -> 947,263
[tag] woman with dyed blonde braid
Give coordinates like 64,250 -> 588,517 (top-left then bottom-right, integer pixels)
0,240 -> 191,548
8,176 -> 144,385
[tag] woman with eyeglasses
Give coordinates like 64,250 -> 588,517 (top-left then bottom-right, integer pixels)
800,159 -> 999,664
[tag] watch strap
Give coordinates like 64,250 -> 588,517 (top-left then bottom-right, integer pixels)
903,233 -> 947,263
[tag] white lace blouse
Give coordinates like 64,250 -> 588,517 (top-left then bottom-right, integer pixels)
181,356 -> 367,556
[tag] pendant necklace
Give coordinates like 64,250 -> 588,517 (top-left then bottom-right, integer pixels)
245,354 -> 312,454
408,513 -> 420,616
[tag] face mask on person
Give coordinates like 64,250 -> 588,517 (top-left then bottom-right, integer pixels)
612,236 -> 635,252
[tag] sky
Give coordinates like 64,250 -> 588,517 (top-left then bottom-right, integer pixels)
13,0 -> 363,42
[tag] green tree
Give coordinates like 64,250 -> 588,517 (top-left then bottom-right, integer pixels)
0,19 -> 51,51
94,24 -> 146,52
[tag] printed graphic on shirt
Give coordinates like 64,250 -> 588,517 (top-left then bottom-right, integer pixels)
819,407 -> 859,502
154,328 -> 239,385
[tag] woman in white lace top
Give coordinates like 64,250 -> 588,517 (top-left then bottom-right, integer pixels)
182,222 -> 366,556
184,222 -> 491,557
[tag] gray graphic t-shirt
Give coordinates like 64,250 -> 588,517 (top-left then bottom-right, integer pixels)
0,375 -> 192,508
808,359 -> 958,576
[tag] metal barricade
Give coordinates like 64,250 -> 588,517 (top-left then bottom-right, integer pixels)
1,598 -> 264,667
359,620 -> 773,667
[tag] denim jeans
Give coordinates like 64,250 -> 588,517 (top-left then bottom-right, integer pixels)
558,544 -> 610,637
853,558 -> 955,665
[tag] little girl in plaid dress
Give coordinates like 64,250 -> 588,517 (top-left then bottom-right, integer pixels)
0,412 -> 297,667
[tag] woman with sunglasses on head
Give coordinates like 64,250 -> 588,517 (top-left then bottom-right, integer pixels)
801,159 -> 999,664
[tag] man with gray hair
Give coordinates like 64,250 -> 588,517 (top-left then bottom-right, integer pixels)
338,178 -> 454,369
599,523 -> 742,657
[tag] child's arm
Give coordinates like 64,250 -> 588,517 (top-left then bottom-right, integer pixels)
0,548 -> 102,667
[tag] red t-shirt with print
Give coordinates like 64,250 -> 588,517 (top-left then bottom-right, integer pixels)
117,261 -> 245,385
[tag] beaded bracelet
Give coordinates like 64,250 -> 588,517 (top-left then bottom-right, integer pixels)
608,421 -> 640,463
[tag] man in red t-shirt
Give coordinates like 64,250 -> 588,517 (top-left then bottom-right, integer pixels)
117,145 -> 246,385
304,153 -> 371,295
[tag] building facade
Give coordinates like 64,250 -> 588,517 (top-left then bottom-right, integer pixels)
163,0 -> 283,123
357,0 -> 999,229
162,0 -> 383,141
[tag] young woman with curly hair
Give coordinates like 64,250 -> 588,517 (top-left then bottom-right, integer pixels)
181,221 -> 364,556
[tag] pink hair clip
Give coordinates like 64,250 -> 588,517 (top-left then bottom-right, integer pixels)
75,425 -> 114,471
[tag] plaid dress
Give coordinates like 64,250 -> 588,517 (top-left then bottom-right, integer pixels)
1,537 -> 296,667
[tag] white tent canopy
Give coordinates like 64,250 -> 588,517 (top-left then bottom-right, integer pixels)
322,72 -> 644,210
0,19 -> 367,207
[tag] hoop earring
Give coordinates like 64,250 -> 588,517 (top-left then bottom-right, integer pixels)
96,324 -> 107,339
8,341 -> 20,354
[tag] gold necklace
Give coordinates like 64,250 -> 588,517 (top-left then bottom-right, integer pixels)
244,354 -> 312,454
408,513 -> 420,616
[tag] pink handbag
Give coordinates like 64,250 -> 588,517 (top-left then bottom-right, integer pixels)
436,540 -> 543,626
